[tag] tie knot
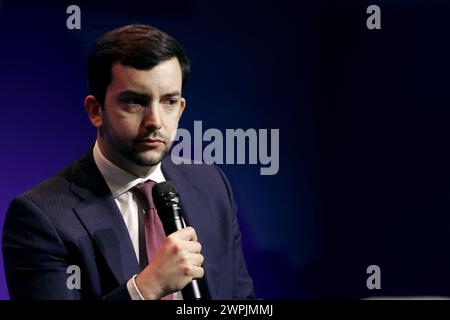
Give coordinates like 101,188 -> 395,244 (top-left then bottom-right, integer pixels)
133,180 -> 157,212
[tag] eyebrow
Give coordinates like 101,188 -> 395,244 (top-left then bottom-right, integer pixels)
117,90 -> 181,101
117,90 -> 150,101
161,91 -> 181,99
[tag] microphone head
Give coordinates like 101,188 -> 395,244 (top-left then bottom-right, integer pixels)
152,181 -> 184,231
152,181 -> 177,198
152,181 -> 181,213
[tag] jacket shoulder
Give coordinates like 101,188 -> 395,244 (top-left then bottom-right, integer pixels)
7,162 -> 79,218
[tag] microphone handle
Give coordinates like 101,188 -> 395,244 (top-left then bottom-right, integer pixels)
161,207 -> 204,300
178,215 -> 203,300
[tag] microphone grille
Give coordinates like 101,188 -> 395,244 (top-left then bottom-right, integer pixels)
152,181 -> 177,198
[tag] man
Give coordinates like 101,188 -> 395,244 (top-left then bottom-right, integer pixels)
2,24 -> 255,300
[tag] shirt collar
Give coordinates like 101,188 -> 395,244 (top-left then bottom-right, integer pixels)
93,141 -> 166,198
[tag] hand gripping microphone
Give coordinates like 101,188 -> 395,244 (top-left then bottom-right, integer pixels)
152,181 -> 205,300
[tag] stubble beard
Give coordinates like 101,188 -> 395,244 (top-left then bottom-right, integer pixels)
101,116 -> 173,168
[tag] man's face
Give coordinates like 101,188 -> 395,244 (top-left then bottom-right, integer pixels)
99,58 -> 185,167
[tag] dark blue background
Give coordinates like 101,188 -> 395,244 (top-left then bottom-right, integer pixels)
1,0 -> 450,299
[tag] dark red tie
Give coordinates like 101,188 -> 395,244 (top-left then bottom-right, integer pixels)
133,180 -> 173,300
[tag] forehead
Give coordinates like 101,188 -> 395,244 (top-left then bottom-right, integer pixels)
108,57 -> 182,94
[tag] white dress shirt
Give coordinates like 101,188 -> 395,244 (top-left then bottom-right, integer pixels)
93,141 -> 182,300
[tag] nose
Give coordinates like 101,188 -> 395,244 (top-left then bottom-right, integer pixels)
144,102 -> 162,131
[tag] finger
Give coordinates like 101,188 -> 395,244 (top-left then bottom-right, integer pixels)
187,253 -> 204,267
185,241 -> 201,254
171,226 -> 197,241
185,265 -> 204,279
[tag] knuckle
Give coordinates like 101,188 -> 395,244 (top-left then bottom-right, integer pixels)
166,234 -> 176,244
183,265 -> 192,276
179,254 -> 188,264
172,242 -> 182,254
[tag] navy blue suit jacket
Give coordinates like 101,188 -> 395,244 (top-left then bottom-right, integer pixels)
2,148 -> 255,299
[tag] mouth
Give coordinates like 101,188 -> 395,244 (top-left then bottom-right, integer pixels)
135,138 -> 165,147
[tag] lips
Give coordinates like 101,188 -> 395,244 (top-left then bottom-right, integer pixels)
136,138 -> 164,147
138,138 -> 163,143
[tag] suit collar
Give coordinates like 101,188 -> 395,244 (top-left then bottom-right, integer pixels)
69,145 -> 111,201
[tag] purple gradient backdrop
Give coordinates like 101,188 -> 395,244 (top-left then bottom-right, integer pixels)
8,0 -> 450,300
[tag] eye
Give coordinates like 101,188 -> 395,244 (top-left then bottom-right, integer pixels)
125,98 -> 146,106
162,98 -> 179,108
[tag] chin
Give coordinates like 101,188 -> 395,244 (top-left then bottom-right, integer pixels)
133,150 -> 166,166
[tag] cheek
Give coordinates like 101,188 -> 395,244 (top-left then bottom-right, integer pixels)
107,112 -> 142,138
161,113 -> 181,137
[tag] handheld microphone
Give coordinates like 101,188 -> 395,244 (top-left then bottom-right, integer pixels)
152,181 -> 205,300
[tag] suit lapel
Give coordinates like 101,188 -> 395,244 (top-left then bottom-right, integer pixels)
161,158 -> 216,298
69,148 -> 139,285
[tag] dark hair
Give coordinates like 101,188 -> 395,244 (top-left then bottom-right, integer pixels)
86,24 -> 190,106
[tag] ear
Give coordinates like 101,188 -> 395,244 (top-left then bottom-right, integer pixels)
179,97 -> 186,118
84,95 -> 103,128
